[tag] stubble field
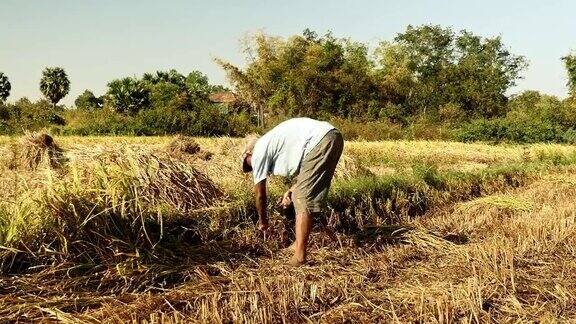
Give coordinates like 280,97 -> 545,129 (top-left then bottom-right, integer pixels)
1,134 -> 576,323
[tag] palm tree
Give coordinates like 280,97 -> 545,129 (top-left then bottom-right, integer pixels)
106,77 -> 150,113
0,72 -> 11,103
40,67 -> 70,108
142,69 -> 186,88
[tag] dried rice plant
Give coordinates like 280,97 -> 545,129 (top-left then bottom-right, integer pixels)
334,154 -> 374,180
10,131 -> 65,170
72,146 -> 226,212
165,135 -> 213,161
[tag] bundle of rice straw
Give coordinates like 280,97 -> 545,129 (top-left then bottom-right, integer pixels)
165,135 -> 212,161
12,131 -> 65,170
78,147 -> 226,212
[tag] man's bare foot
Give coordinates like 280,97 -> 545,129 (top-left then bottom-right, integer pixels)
289,255 -> 306,267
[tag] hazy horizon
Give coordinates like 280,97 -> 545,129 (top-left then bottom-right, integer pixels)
1,0 -> 575,106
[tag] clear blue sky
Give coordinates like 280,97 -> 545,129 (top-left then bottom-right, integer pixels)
1,0 -> 574,105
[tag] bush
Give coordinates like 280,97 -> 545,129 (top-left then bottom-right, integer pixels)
60,109 -> 135,135
0,98 -> 66,135
562,128 -> 576,144
456,118 -> 567,143
75,90 -> 103,110
58,104 -> 256,137
439,102 -> 466,124
330,117 -> 404,141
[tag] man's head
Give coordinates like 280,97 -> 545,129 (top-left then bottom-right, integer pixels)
241,134 -> 259,173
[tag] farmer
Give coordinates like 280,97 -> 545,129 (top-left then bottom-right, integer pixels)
241,117 -> 344,266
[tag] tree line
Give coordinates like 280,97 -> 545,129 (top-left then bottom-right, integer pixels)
1,24 -> 576,142
0,67 -> 253,136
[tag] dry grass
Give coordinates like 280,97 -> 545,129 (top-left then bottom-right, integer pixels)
9,131 -> 66,170
1,135 -> 576,322
165,135 -> 213,161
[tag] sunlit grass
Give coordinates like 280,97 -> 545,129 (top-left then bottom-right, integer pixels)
1,135 -> 576,322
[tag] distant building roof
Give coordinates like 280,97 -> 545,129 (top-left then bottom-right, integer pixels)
209,91 -> 236,103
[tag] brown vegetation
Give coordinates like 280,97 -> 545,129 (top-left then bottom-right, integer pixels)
0,135 -> 575,322
9,131 -> 66,170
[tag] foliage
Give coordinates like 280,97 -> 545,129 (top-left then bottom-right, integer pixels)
455,118 -> 567,143
74,90 -> 103,110
376,25 -> 527,119
39,67 -> 70,107
217,30 -> 377,123
185,70 -> 226,105
329,117 -> 404,141
438,102 -> 466,124
507,91 -> 567,124
105,77 -> 150,113
0,27 -> 572,143
0,72 -> 11,103
58,104 -> 255,137
105,70 -> 227,114
143,69 -> 187,88
217,26 -> 526,125
149,82 -> 190,111
0,98 -> 65,134
563,52 -> 576,97
59,108 -> 135,135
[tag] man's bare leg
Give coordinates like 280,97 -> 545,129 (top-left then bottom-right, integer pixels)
290,211 -> 313,266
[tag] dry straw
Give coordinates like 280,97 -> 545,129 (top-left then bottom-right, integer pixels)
70,145 -> 226,212
2,137 -> 576,322
165,135 -> 213,161
10,131 -> 66,170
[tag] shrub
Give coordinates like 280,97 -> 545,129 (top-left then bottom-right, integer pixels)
61,109 -> 135,135
438,102 -> 466,124
75,90 -> 103,110
0,98 -> 66,134
330,117 -> 404,141
456,118 -> 566,143
132,107 -> 197,136
149,82 -> 190,111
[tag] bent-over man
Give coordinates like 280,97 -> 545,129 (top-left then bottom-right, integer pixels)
241,117 -> 344,266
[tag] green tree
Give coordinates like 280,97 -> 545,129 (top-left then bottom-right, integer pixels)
563,53 -> 576,97
142,69 -> 187,89
185,70 -> 222,105
217,30 -> 377,125
374,25 -> 526,119
39,67 -> 70,108
141,69 -> 223,110
105,77 -> 150,113
149,81 -> 190,111
4,98 -> 66,131
75,90 -> 103,110
0,72 -> 11,103
219,27 -> 525,124
452,31 -> 526,117
373,42 -> 415,117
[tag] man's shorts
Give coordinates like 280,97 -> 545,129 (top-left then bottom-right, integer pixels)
292,129 -> 344,215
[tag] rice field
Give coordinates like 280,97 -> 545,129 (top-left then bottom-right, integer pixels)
1,134 -> 576,323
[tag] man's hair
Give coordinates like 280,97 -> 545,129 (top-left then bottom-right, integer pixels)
241,133 -> 260,172
242,133 -> 259,156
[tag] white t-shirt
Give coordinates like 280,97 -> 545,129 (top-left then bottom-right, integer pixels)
251,118 -> 335,184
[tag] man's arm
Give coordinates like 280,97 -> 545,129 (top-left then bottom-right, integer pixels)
255,179 -> 268,231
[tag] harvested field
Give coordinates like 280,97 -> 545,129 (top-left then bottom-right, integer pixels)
1,135 -> 576,322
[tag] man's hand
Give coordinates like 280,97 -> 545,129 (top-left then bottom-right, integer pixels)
281,190 -> 292,208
